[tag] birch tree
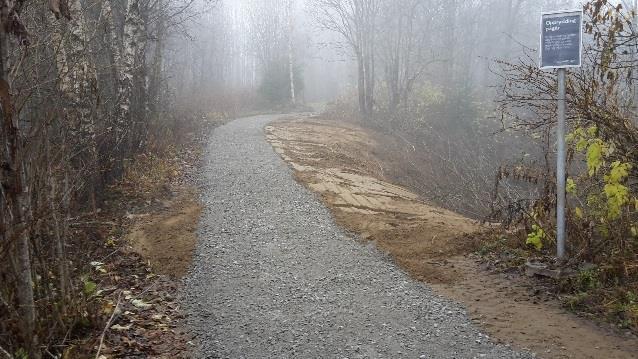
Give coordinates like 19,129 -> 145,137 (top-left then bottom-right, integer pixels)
52,0 -> 100,209
116,0 -> 144,163
1,0 -> 210,355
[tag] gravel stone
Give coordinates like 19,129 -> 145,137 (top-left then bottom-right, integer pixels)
181,115 -> 533,358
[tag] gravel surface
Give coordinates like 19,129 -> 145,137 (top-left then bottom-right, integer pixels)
182,115 -> 532,358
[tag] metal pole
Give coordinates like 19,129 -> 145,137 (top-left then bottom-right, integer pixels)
624,0 -> 638,115
556,68 -> 567,259
634,0 -> 637,114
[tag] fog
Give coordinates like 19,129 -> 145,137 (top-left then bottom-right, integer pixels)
171,0 -> 577,109
3,0 -> 638,355
161,0 -> 583,217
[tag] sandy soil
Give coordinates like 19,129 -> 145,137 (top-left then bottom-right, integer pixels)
126,188 -> 202,278
265,117 -> 638,359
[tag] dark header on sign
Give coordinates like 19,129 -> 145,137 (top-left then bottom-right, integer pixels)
540,10 -> 583,69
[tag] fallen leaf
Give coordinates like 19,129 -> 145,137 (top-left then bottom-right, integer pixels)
111,324 -> 132,331
131,299 -> 152,309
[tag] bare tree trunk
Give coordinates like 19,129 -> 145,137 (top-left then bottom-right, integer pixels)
13,208 -> 37,359
116,0 -> 142,170
0,23 -> 38,357
52,0 -> 99,211
360,0 -> 377,116
149,0 -> 164,119
287,0 -> 296,105
385,1 -> 403,112
380,0 -> 425,112
101,0 -> 124,180
356,50 -> 366,115
52,26 -> 71,94
386,17 -> 401,112
133,4 -> 149,152
42,122 -> 69,312
102,0 -> 121,96
364,36 -> 375,115
443,0 -> 456,88
310,0 -> 379,117
362,29 -> 375,114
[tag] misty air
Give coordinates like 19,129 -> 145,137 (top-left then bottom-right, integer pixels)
0,0 -> 637,358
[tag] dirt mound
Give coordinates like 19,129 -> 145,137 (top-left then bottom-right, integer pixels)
126,189 -> 202,278
265,117 -> 638,359
266,119 -> 481,284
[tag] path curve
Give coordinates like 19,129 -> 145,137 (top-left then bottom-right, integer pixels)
182,115 -> 531,358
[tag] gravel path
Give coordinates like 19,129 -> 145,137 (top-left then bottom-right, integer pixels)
182,115 -> 532,358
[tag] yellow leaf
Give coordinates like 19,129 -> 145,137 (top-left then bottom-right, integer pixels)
587,140 -> 605,176
567,178 -> 577,194
604,183 -> 630,219
576,137 -> 588,152
575,207 -> 584,219
526,224 -> 545,250
102,301 -> 115,315
605,161 -> 631,183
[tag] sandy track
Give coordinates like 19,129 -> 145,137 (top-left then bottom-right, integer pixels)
181,115 -> 529,358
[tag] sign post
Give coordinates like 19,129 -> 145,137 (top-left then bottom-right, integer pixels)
540,10 -> 583,259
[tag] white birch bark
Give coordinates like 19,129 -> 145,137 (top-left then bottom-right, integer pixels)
52,0 -> 98,141
117,0 -> 142,152
53,0 -> 99,209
